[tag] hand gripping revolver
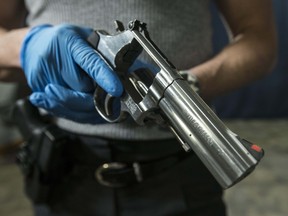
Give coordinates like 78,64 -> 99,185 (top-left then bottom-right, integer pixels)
87,20 -> 264,189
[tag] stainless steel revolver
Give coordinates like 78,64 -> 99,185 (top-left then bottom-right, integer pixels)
88,20 -> 264,189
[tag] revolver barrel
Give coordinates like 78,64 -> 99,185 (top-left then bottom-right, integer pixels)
159,78 -> 262,188
129,20 -> 264,188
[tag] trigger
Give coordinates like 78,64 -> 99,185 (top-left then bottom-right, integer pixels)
104,94 -> 115,117
94,87 -> 127,123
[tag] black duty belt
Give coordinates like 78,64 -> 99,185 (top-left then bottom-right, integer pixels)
68,135 -> 193,188
93,150 -> 191,188
13,99 -> 194,204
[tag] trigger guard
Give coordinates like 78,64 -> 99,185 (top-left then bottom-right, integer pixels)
93,87 -> 127,123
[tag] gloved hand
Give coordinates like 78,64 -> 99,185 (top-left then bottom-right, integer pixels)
20,24 -> 123,123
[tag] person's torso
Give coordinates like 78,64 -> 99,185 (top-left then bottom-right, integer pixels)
25,0 -> 213,69
24,0 -> 213,140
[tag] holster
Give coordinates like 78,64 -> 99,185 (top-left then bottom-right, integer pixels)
12,99 -> 73,204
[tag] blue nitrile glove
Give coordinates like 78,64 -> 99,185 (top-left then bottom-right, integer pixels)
30,84 -> 106,123
20,24 -> 123,123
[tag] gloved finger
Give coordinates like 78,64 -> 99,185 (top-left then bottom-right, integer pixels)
69,36 -> 123,97
63,63 -> 95,93
43,84 -> 95,112
44,84 -> 122,122
29,92 -> 105,124
55,25 -> 95,93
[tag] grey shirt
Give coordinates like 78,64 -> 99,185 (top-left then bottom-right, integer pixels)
24,0 -> 213,140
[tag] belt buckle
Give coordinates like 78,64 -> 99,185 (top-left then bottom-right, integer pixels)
95,162 -> 143,188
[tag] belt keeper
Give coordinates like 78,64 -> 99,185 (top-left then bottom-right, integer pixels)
132,162 -> 143,182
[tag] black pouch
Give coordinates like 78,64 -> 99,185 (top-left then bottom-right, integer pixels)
12,99 -> 73,204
